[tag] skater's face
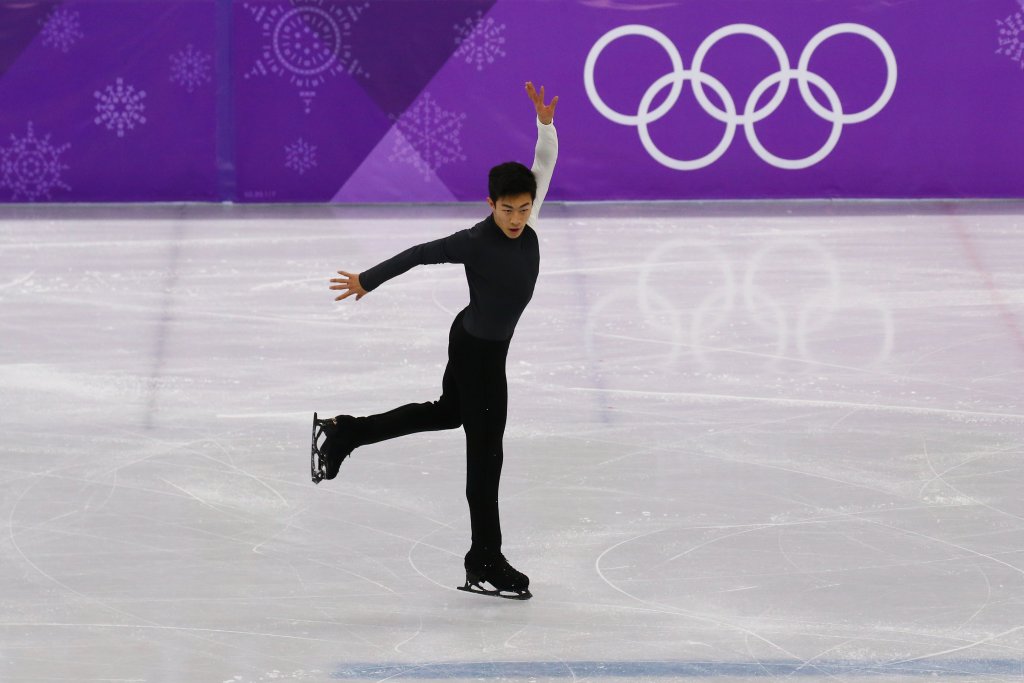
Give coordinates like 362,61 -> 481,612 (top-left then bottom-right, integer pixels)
488,193 -> 533,239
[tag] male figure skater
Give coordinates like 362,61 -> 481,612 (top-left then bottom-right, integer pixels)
311,82 -> 558,600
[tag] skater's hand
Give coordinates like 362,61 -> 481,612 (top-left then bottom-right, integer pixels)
330,271 -> 367,302
526,81 -> 558,125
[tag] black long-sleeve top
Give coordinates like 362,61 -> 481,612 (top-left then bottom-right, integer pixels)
360,215 -> 539,341
358,120 -> 558,341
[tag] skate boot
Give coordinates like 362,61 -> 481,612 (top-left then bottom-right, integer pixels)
310,413 -> 358,484
458,550 -> 531,600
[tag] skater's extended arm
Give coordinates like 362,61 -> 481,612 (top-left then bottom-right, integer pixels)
330,271 -> 367,301
332,229 -> 475,301
525,81 -> 558,228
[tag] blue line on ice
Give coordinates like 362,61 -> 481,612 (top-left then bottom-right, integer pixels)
332,659 -> 1024,679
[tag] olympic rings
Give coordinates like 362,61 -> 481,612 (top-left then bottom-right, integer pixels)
583,23 -> 897,170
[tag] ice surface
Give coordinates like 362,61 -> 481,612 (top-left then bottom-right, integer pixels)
1,201 -> 1023,682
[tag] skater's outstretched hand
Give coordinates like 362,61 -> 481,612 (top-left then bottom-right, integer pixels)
526,81 -> 558,125
330,271 -> 367,301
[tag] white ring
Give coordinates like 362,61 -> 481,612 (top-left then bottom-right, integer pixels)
583,24 -> 685,127
744,70 -> 844,170
690,23 -> 791,126
798,23 -> 897,125
637,70 -> 738,171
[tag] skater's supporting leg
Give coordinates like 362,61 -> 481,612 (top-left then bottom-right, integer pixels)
452,324 -> 532,599
453,323 -> 510,557
460,550 -> 531,599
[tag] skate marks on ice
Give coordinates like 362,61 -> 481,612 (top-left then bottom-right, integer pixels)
593,513 -> 1024,677
536,209 -> 1024,681
2,203 -> 1024,682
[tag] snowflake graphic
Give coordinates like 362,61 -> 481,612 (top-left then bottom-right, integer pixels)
389,93 -> 467,181
245,0 -> 370,114
284,137 -> 318,175
170,44 -> 213,93
40,7 -> 84,53
0,122 -> 71,201
997,6 -> 1024,69
453,11 -> 507,71
94,78 -> 147,137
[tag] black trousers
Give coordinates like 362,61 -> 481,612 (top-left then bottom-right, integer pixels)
349,309 -> 510,556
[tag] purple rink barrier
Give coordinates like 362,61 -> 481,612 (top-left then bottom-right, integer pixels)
0,0 -> 1022,203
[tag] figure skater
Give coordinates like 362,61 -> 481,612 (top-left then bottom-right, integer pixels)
311,81 -> 558,600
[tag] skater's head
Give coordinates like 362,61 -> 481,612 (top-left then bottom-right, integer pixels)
487,162 -> 536,240
488,161 -> 536,204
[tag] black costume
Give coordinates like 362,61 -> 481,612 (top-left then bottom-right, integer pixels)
316,119 -> 557,598
352,214 -> 540,556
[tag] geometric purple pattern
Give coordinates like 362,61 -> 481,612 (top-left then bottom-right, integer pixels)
0,0 -> 1022,202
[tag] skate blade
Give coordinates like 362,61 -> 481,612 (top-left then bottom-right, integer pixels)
457,581 -> 532,601
311,412 -> 326,484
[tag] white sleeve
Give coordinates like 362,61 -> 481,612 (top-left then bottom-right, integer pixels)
527,118 -> 558,228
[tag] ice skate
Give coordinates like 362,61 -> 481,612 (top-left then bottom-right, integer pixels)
310,413 -> 357,484
458,551 -> 531,600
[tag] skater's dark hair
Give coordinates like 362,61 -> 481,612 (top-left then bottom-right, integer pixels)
488,162 -> 536,203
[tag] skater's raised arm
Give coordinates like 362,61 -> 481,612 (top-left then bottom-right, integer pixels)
525,81 -> 558,228
331,229 -> 475,302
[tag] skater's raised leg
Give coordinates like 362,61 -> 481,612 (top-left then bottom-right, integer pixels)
311,413 -> 360,483
312,314 -> 466,483
350,360 -> 461,447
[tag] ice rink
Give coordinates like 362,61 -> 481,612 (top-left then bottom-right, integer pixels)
1,201 -> 1023,682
